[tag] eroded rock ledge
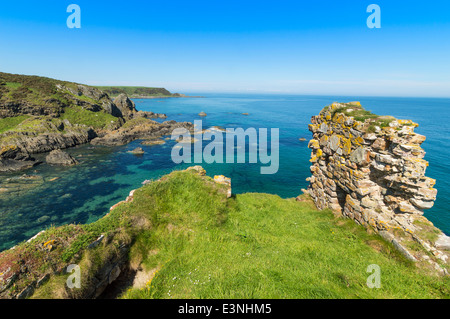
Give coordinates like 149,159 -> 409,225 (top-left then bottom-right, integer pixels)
306,102 -> 449,273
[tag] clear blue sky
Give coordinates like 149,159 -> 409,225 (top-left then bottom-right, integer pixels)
0,0 -> 449,97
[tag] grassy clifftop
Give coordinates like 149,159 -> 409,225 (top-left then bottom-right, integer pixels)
94,86 -> 176,98
0,72 -> 121,130
1,168 -> 447,299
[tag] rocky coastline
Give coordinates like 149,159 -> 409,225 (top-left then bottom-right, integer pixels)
0,73 -> 193,172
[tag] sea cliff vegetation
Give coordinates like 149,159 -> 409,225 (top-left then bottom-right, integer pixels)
0,168 -> 448,299
93,86 -> 180,98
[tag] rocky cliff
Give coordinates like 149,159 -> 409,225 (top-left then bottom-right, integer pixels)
0,72 -> 184,172
306,102 -> 449,273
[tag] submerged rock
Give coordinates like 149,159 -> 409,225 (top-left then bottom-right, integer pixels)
46,150 -> 79,166
141,139 -> 166,146
128,147 -> 145,155
0,158 -> 40,172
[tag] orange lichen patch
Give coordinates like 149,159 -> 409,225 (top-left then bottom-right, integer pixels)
308,124 -> 318,132
333,113 -> 345,124
316,149 -> 323,158
404,157 -> 429,167
319,135 -> 329,146
310,155 -> 318,163
308,139 -> 320,149
355,136 -> 364,145
426,178 -> 436,188
43,240 -> 55,247
0,145 -> 18,155
214,175 -> 231,186
398,119 -> 419,127
341,138 -> 352,155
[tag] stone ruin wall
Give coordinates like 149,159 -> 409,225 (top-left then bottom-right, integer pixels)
306,102 -> 449,271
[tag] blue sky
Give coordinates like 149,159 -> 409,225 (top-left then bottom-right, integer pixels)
0,0 -> 449,97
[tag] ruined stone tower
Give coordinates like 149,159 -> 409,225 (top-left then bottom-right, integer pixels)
306,102 -> 449,273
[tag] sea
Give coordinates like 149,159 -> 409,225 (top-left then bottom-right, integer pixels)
0,94 -> 449,251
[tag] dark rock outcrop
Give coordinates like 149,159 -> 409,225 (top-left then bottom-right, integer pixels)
91,120 -> 193,146
46,150 -> 79,166
113,94 -> 137,120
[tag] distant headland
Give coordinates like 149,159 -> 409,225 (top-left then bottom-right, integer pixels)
93,86 -> 204,99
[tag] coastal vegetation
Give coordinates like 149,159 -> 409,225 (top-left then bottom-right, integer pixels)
0,115 -> 31,134
94,86 -> 176,98
59,106 -> 120,130
1,169 -> 448,299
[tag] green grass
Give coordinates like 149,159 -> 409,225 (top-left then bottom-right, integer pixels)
94,86 -> 172,97
7,170 -> 449,299
60,106 -> 120,130
0,115 -> 30,133
119,172 -> 448,299
4,82 -> 22,89
327,103 -> 395,132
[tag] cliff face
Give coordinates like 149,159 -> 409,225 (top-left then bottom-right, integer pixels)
0,73 -> 175,172
307,102 -> 449,271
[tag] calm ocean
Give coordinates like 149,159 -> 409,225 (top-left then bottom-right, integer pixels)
0,94 -> 448,251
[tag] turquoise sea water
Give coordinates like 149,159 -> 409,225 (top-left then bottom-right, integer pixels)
0,94 -> 449,251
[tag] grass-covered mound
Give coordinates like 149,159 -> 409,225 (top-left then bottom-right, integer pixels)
322,101 -> 399,133
121,175 -> 449,299
5,168 -> 445,299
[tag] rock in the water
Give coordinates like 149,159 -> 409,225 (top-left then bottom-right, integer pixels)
128,147 -> 144,155
0,159 -> 40,172
141,139 -> 166,146
198,111 -> 207,117
46,150 -> 79,166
